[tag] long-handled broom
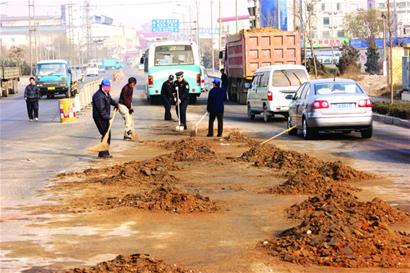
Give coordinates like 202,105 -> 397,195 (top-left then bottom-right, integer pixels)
175,87 -> 185,132
87,109 -> 118,153
190,111 -> 208,137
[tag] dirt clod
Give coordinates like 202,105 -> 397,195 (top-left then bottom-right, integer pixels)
59,253 -> 194,273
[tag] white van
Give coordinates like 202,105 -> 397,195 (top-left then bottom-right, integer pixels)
86,63 -> 99,77
247,64 -> 309,122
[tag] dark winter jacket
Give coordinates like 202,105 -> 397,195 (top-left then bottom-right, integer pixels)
92,89 -> 117,121
24,84 -> 40,99
221,73 -> 229,90
207,86 -> 225,113
161,81 -> 174,99
119,84 -> 133,110
172,80 -> 190,102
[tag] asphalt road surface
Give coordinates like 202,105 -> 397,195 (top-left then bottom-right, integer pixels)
0,67 -> 409,272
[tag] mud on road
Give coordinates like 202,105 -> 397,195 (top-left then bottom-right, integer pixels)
6,133 -> 410,272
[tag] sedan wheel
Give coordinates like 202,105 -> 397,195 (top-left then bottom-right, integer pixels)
302,118 -> 316,140
361,125 -> 373,139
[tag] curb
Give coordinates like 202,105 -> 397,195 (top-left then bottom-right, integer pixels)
373,113 -> 410,129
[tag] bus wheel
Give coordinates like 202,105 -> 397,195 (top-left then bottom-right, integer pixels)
189,94 -> 197,104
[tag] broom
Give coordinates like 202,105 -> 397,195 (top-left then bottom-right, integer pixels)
87,109 -> 118,153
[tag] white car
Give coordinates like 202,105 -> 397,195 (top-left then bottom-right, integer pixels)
86,63 -> 99,77
247,64 -> 309,122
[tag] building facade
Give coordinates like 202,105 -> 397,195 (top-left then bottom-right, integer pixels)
375,0 -> 410,36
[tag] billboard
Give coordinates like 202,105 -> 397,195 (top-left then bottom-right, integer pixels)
259,0 -> 287,30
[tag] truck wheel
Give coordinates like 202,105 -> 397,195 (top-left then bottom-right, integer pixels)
247,104 -> 255,120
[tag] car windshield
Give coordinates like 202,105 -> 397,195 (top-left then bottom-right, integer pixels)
271,69 -> 308,87
37,63 -> 67,76
314,82 -> 364,95
154,45 -> 194,66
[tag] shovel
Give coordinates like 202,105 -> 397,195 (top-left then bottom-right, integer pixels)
87,109 -> 118,153
259,126 -> 296,146
190,111 -> 208,137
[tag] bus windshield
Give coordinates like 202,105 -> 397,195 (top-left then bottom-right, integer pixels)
37,63 -> 67,76
154,45 -> 194,66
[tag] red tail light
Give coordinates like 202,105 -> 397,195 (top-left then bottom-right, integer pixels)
267,91 -> 273,101
358,98 -> 372,108
148,75 -> 153,86
312,100 -> 329,109
196,74 -> 201,85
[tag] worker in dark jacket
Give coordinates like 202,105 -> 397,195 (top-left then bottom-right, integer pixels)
161,75 -> 174,121
24,77 -> 40,121
118,77 -> 136,140
220,68 -> 229,101
92,79 -> 118,158
172,71 -> 190,129
207,78 -> 225,137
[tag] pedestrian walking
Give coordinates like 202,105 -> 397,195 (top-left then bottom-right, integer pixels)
24,77 -> 40,121
118,77 -> 136,140
161,75 -> 175,121
92,79 -> 118,158
220,68 -> 229,101
207,78 -> 225,137
172,71 -> 190,130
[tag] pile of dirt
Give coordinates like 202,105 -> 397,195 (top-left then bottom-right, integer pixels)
261,189 -> 410,268
223,131 -> 257,145
103,184 -> 218,213
166,138 -> 216,161
241,145 -> 372,194
60,253 -> 194,273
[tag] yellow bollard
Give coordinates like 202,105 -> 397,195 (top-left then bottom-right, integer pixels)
59,98 -> 77,123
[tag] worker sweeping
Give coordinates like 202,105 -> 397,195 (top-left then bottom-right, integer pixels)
92,79 -> 118,158
118,77 -> 137,140
172,71 -> 190,130
207,78 -> 225,137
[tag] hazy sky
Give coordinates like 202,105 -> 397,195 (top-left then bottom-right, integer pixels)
1,0 -> 249,29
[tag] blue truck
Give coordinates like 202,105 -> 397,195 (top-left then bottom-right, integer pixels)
102,58 -> 123,70
35,59 -> 83,98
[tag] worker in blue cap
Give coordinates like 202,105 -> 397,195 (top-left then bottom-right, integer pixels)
92,79 -> 118,158
207,78 -> 224,137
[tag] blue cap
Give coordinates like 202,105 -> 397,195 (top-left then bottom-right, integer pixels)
213,78 -> 221,85
101,79 -> 111,87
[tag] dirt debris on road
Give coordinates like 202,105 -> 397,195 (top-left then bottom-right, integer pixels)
241,144 -> 372,195
261,188 -> 410,268
59,253 -> 195,273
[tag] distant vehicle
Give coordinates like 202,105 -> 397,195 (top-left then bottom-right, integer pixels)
200,66 -> 213,92
102,58 -> 123,70
1,66 -> 20,97
247,65 -> 309,122
138,64 -> 144,70
86,63 -> 99,77
140,41 -> 203,104
35,59 -> 82,98
98,63 -> 106,73
222,28 -> 301,104
287,79 -> 373,139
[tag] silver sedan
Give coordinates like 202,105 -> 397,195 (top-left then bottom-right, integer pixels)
287,79 -> 373,139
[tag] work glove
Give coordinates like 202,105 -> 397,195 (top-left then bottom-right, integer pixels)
129,108 -> 134,114
114,104 -> 119,111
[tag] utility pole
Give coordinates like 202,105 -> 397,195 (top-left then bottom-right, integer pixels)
255,0 -> 260,28
84,0 -> 92,62
28,0 -> 36,75
387,0 -> 394,104
218,0 -> 222,69
211,0 -> 215,72
382,12 -> 387,76
235,0 -> 238,33
293,0 -> 297,31
196,0 -> 200,48
277,0 -> 281,30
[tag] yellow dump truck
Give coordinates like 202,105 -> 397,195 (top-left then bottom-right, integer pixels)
0,66 -> 20,97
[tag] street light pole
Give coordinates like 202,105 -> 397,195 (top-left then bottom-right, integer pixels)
235,0 -> 238,33
211,0 -> 215,72
387,0 -> 394,104
218,0 -> 222,69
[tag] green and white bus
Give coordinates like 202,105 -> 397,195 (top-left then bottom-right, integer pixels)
141,41 -> 202,104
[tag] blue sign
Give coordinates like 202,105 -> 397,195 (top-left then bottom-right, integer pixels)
152,19 -> 179,33
260,0 -> 288,30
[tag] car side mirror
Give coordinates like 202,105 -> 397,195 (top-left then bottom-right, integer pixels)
244,82 -> 251,89
140,57 -> 144,64
285,94 -> 294,100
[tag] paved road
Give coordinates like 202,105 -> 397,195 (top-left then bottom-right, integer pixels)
0,67 -> 409,272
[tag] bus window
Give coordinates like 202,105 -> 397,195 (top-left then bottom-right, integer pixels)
154,45 -> 194,66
